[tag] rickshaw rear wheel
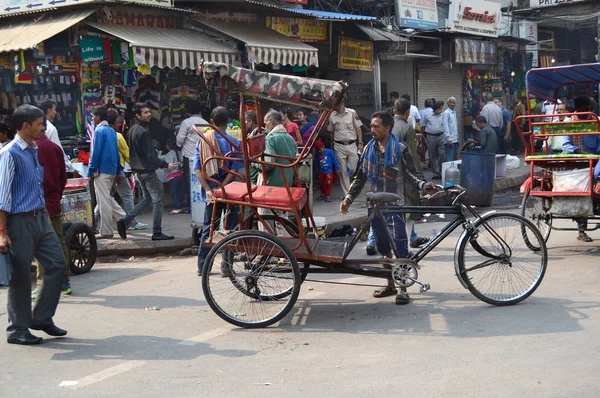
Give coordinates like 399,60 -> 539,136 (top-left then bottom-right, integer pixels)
65,223 -> 97,275
521,187 -> 552,250
202,230 -> 301,328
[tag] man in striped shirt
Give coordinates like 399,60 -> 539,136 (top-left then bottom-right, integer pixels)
0,104 -> 67,345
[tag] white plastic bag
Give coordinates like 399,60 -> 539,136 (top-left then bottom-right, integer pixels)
550,168 -> 593,217
505,155 -> 520,170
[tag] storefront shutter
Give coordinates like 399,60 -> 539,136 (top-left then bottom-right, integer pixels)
417,64 -> 464,142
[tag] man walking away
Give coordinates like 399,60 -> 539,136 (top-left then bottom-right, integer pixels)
39,99 -> 73,172
400,94 -> 420,130
117,103 -> 178,241
0,104 -> 67,345
178,100 -> 207,202
494,97 -> 512,154
422,100 -> 446,179
88,106 -> 120,239
480,93 -> 503,145
195,106 -> 243,276
32,131 -> 72,300
443,97 -> 459,162
327,101 -> 364,196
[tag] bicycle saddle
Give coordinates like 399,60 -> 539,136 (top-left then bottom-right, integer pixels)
366,192 -> 405,204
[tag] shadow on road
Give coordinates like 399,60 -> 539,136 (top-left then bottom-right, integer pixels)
270,293 -> 589,338
42,335 -> 256,361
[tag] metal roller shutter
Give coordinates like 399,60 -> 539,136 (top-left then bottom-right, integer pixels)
418,64 -> 464,143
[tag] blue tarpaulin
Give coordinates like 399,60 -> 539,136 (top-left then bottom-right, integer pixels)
285,8 -> 376,21
526,63 -> 600,101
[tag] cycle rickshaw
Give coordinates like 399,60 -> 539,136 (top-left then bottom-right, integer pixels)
195,63 -> 548,328
515,63 -> 600,246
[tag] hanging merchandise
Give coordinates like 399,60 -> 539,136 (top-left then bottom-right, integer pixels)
80,37 -> 108,63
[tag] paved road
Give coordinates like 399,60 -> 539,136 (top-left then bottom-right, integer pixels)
1,215 -> 599,397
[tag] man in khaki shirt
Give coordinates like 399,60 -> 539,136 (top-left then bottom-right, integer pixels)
327,101 -> 363,196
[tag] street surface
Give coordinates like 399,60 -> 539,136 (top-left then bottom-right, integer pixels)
1,207 -> 599,397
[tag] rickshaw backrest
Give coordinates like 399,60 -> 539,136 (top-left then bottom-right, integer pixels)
247,133 -> 266,158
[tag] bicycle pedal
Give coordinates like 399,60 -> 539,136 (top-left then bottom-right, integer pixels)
419,283 -> 430,293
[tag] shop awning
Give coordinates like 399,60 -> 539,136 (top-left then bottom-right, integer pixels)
0,9 -> 96,54
356,24 -> 409,42
86,22 -> 239,69
284,8 -> 376,21
194,18 -> 319,67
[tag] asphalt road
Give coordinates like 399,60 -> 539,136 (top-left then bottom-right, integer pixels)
1,209 -> 599,397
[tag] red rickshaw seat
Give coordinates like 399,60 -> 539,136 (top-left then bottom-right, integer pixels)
248,186 -> 307,210
214,182 -> 257,201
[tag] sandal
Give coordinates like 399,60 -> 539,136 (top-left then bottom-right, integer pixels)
577,232 -> 593,242
373,286 -> 398,298
170,209 -> 182,215
395,292 -> 411,305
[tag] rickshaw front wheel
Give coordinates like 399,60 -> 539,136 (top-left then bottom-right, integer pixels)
202,230 -> 301,328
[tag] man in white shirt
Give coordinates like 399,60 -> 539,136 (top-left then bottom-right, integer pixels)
442,97 -> 459,162
39,99 -> 73,172
177,99 -> 208,202
543,99 -> 562,122
401,94 -> 421,130
327,101 -> 364,196
480,93 -> 503,137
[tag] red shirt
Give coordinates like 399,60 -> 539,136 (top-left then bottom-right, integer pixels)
285,122 -> 300,142
35,135 -> 66,216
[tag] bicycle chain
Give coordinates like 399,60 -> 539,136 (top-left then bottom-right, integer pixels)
302,278 -> 385,288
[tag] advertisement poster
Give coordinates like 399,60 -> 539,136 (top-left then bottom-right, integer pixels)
338,38 -> 373,71
455,38 -> 497,64
266,17 -> 327,42
448,0 -> 502,38
396,0 -> 439,30
530,0 -> 586,8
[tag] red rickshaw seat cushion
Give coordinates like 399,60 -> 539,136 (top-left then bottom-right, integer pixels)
213,182 -> 257,201
248,186 -> 307,210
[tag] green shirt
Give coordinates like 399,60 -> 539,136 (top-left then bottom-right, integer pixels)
263,127 -> 298,187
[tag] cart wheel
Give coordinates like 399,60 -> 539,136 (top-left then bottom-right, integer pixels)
457,213 -> 547,306
192,227 -> 201,246
65,223 -> 97,275
62,222 -> 73,235
521,187 -> 552,250
202,230 -> 301,328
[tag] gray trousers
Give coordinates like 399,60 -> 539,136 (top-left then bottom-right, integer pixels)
426,133 -> 446,176
7,211 -> 65,338
124,171 -> 164,235
113,170 -> 134,215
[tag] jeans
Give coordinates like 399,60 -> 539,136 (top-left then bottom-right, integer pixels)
367,222 -> 417,247
113,170 -> 134,215
197,202 -> 239,273
122,171 -> 164,235
495,126 -> 507,154
168,175 -> 185,209
444,143 -> 458,163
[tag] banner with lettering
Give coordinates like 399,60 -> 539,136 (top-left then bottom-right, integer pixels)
80,37 -> 108,63
266,17 -> 327,42
338,38 -> 373,71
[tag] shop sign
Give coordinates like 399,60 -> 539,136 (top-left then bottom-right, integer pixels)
0,0 -> 171,16
395,0 -> 439,30
203,12 -> 257,24
454,38 -> 497,65
266,17 -> 327,42
282,0 -> 308,4
97,10 -> 177,28
519,20 -> 538,68
338,38 -> 373,71
79,37 -> 107,63
530,0 -> 587,8
448,0 -> 502,38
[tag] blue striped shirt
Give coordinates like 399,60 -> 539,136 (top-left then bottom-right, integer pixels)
0,134 -> 45,214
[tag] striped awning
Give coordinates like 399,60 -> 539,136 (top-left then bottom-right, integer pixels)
86,22 -> 239,69
194,18 -> 319,67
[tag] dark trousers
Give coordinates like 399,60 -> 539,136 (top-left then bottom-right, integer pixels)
183,156 -> 192,207
36,213 -> 70,286
197,202 -> 239,273
495,126 -> 507,154
168,175 -> 185,209
7,211 -> 65,338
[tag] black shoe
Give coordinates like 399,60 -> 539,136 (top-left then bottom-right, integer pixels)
197,270 -> 202,276
432,174 -> 441,180
7,332 -> 43,345
152,233 -> 174,241
116,219 -> 128,240
366,245 -> 377,255
30,324 -> 67,337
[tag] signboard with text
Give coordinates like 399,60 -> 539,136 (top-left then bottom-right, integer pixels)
395,0 -> 439,30
266,16 -> 327,42
338,38 -> 373,71
530,0 -> 587,8
447,0 -> 502,38
519,20 -> 538,68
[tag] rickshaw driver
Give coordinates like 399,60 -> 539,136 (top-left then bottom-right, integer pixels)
340,111 -> 436,305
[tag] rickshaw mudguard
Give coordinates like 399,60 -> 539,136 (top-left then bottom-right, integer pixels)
519,176 -> 544,194
454,210 -> 497,289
